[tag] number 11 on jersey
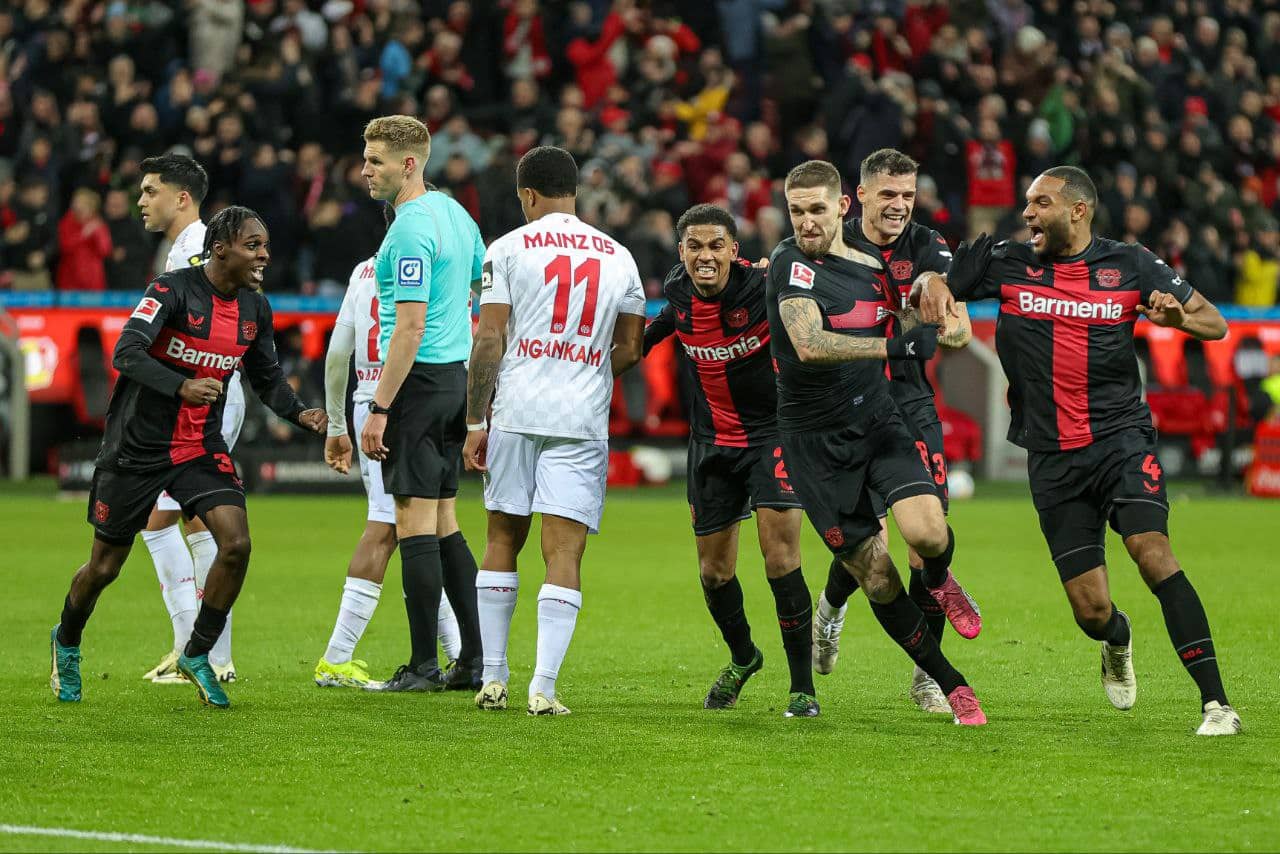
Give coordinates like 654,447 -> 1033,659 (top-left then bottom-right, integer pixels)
545,254 -> 601,337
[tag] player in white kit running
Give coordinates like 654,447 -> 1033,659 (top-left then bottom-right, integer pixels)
463,146 -> 646,715
315,252 -> 462,688
135,154 -> 246,684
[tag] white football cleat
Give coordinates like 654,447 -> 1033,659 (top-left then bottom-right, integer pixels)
213,660 -> 237,683
145,649 -> 188,683
475,681 -> 508,711
1100,613 -> 1135,710
527,692 -> 571,716
812,593 -> 847,675
1196,701 -> 1242,736
910,666 -> 952,714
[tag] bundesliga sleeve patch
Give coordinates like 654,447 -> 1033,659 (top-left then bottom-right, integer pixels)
481,260 -> 493,292
397,257 -> 424,288
789,262 -> 815,289
131,296 -> 162,321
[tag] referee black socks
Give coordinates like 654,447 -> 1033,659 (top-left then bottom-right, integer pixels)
869,589 -> 965,695
439,531 -> 482,665
1154,571 -> 1228,707
184,603 -> 229,658
702,575 -> 756,668
768,568 -> 815,696
400,534 -> 443,671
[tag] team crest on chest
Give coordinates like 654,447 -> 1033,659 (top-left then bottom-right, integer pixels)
889,260 -> 913,281
726,307 -> 749,328
1095,268 -> 1123,289
241,321 -> 258,341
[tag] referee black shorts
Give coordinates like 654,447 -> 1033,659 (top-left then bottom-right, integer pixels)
383,361 -> 467,500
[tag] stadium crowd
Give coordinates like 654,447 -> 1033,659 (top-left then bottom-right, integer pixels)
3,0 -> 1280,311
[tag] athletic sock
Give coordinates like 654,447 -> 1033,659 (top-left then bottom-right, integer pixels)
141,526 -> 198,650
919,526 -> 955,588
823,556 -> 860,610
702,576 -> 756,667
400,534 -> 443,670
437,593 -> 462,662
869,589 -> 966,695
57,594 -> 94,647
324,577 -> 382,665
187,531 -> 233,666
184,603 -> 229,658
1153,571 -> 1228,707
531,584 -> 581,701
439,531 -> 482,664
768,568 -> 814,696
908,567 -> 947,645
476,570 -> 519,684
1076,602 -> 1131,646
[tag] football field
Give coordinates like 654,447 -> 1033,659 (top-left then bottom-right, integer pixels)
2,480 -> 1276,852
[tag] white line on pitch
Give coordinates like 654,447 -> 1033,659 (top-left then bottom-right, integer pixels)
0,823 -> 325,853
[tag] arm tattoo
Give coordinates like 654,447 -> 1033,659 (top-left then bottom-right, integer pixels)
779,298 -> 888,363
465,333 -> 503,422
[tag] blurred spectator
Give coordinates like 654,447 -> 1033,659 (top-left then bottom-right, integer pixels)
1236,220 -> 1280,306
189,0 -> 244,79
56,186 -> 112,291
965,118 -> 1016,239
3,178 -> 56,290
103,187 -> 152,290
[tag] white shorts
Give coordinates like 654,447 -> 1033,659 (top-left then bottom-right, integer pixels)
156,373 -> 246,513
354,404 -> 395,525
483,428 -> 608,534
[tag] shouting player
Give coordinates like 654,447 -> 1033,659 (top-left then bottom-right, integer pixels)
916,166 -> 1239,736
315,245 -> 462,688
768,160 -> 987,725
643,204 -> 813,716
136,154 -> 245,684
814,148 -> 977,715
464,146 -> 645,716
49,206 -> 327,708
358,115 -> 485,693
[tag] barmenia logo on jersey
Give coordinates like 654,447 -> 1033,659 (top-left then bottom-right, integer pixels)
682,333 -> 764,363
515,337 -> 604,366
1016,291 -> 1125,320
165,337 -> 244,371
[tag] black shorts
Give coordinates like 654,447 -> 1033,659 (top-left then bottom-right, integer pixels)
89,454 -> 246,545
870,399 -> 949,517
1028,427 -> 1170,582
783,406 -> 937,556
383,361 -> 466,499
686,440 -> 803,536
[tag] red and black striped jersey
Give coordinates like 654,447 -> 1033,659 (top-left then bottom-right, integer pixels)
97,265 -> 307,471
952,237 -> 1194,452
644,261 -> 776,447
766,237 -> 897,433
845,218 -> 952,412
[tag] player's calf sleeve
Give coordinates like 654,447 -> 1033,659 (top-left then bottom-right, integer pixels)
438,532 -> 482,663
532,584 -> 581,701
476,570 -> 519,684
400,535 -> 443,670
702,575 -> 756,667
142,526 -> 198,649
325,577 -> 382,665
184,603 -> 229,658
869,590 -> 965,695
768,568 -> 815,696
437,593 -> 462,662
919,526 -> 955,588
57,593 -> 95,647
1153,571 -> 1229,707
908,567 -> 946,644
823,556 -> 860,610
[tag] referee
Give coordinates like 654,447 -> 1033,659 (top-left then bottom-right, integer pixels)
358,115 -> 485,693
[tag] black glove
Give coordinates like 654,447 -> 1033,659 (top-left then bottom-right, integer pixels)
886,324 -> 940,361
947,232 -> 995,297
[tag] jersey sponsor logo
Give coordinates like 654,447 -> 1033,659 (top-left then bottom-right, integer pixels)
165,336 -> 245,371
1016,290 -> 1126,320
726,307 -> 749,328
397,257 -> 423,288
522,231 -> 616,254
1026,266 -> 1044,279
682,333 -> 764,363
481,260 -> 493,292
1095,268 -> 1123,288
514,337 -> 605,367
889,260 -> 914,280
789,262 -> 815,289
241,320 -> 257,341
188,311 -> 205,328
360,262 -> 375,279
93,500 -> 110,522
131,297 -> 162,321
357,366 -> 383,382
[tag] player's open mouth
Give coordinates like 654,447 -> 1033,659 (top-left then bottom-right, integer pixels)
1029,226 -> 1044,247
883,213 -> 906,225
695,264 -> 717,278
250,265 -> 265,283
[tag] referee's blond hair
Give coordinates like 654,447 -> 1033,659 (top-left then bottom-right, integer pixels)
364,115 -> 431,161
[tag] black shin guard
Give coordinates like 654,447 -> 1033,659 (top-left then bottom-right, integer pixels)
702,576 -> 756,667
400,534 -> 443,670
768,568 -> 814,695
1154,571 -> 1228,706
869,589 -> 965,695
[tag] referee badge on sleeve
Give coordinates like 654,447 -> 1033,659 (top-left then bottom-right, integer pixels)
397,257 -> 424,288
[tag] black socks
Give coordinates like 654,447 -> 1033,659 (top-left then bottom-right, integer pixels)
400,534 -> 443,671
703,576 -> 756,667
439,531 -> 482,665
908,567 -> 946,645
919,526 -> 955,588
184,603 -> 229,658
869,589 -> 965,696
57,594 -> 94,648
822,557 -> 860,610
1154,571 -> 1228,707
768,569 -> 814,696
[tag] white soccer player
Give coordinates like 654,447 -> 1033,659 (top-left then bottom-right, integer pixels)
315,253 -> 462,687
463,146 -> 645,715
136,153 -> 246,684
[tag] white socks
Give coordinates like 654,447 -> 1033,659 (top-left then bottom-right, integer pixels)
438,593 -> 462,662
325,577 -> 383,664
531,584 -> 582,702
476,570 -> 519,684
141,525 -> 197,651
187,530 -> 232,666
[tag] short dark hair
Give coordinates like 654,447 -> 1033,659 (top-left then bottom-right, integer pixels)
204,205 -> 266,254
139,153 -> 208,205
516,146 -> 578,198
785,160 -> 843,196
860,148 -> 918,185
1042,165 -> 1097,210
676,204 -> 737,239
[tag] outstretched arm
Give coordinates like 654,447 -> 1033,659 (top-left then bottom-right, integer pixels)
1138,289 -> 1227,341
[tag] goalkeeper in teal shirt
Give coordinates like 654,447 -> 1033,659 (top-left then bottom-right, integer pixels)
358,115 -> 485,693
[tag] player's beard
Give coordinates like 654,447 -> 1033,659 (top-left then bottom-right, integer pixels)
797,227 -> 835,259
1036,214 -> 1072,258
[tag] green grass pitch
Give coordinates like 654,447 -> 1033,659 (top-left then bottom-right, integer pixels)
1,480 -> 1276,852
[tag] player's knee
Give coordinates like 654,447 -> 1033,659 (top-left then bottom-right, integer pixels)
1125,535 -> 1179,586
218,532 -> 252,571
86,558 -> 123,586
698,556 -> 736,587
860,566 -> 900,604
1071,598 -> 1112,633
906,516 -> 949,557
761,544 -> 799,578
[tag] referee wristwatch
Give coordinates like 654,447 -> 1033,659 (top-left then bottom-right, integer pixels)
367,401 -> 392,415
